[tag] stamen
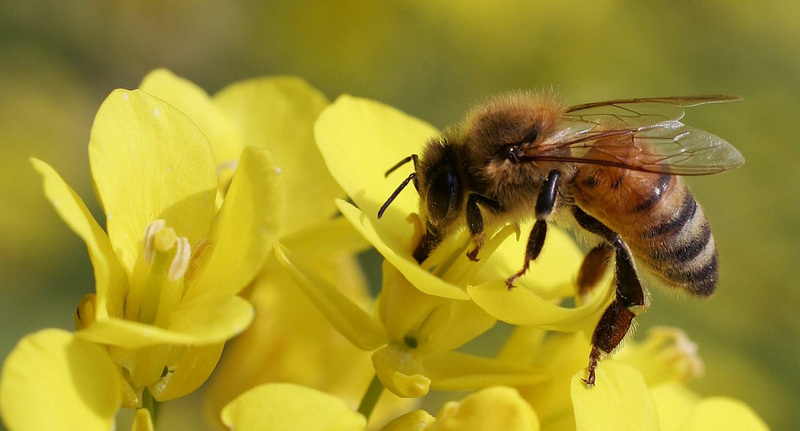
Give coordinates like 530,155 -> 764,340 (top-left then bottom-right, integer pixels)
184,238 -> 211,282
169,237 -> 191,281
143,220 -> 166,264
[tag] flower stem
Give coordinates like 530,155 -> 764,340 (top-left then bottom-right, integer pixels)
142,389 -> 162,424
357,374 -> 384,421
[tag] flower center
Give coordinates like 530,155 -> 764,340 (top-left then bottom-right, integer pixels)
415,213 -> 518,286
138,220 -> 191,324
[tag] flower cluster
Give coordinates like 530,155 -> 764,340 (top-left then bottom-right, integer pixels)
0,71 -> 768,430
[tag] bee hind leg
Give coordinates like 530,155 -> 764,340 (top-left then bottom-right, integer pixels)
572,206 -> 646,387
577,244 -> 613,298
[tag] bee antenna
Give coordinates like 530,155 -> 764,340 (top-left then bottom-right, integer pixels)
385,154 -> 418,177
378,172 -> 417,218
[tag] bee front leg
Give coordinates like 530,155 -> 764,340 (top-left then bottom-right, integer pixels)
572,206 -> 646,387
505,170 -> 562,288
466,193 -> 502,261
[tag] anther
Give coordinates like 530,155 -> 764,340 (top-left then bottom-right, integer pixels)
143,220 -> 166,264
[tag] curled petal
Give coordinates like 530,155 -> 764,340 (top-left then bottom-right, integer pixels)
187,146 -> 284,301
467,275 -> 612,331
0,329 -> 121,431
275,244 -> 387,351
76,295 -> 254,348
339,200 -> 469,300
220,383 -> 366,431
32,159 -> 127,319
423,351 -> 549,391
372,346 -> 431,398
148,342 -> 225,401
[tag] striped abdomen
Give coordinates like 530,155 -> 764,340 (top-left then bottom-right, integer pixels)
572,167 -> 718,296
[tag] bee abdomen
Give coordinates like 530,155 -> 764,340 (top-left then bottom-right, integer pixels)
637,189 -> 718,296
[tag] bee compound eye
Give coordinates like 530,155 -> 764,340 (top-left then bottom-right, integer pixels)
427,168 -> 462,224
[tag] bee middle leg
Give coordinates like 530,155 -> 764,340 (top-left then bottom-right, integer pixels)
572,206 -> 646,387
506,170 -> 562,288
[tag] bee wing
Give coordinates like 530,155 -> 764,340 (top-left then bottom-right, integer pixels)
521,96 -> 744,176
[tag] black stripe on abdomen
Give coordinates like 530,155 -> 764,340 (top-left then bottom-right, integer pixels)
644,192 -> 697,239
649,222 -> 712,264
632,173 -> 672,213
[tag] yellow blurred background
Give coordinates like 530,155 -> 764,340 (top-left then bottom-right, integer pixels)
1,1 -> 797,429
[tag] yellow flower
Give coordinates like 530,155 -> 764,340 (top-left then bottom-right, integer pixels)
277,94 -> 613,400
27,87 -> 283,406
131,70 -> 387,420
313,95 -> 613,327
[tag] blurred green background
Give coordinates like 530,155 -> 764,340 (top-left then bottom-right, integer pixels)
1,1 -> 797,429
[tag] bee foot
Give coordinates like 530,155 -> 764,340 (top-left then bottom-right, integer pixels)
466,248 -> 480,262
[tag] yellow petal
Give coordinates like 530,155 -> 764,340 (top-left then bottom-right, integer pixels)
131,408 -> 155,431
372,346 -> 431,398
467,275 -> 612,330
139,68 -> 243,165
280,215 -> 371,260
214,77 -> 341,237
220,383 -> 367,431
0,329 -> 121,431
89,89 -> 217,273
149,342 -> 225,401
76,295 -> 254,348
650,383 -> 699,431
379,261 -> 494,355
616,327 -> 705,387
274,243 -> 387,350
380,410 -> 435,431
570,360 -> 659,431
423,351 -> 549,391
339,200 -> 469,300
476,224 -> 585,298
315,95 -> 438,221
432,386 -> 540,431
187,146 -> 284,301
31,158 -> 127,319
686,397 -> 769,431
512,331 -> 592,425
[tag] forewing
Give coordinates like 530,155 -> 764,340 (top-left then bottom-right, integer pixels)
523,96 -> 744,176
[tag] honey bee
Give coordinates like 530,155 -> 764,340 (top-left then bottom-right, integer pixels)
377,92 -> 743,386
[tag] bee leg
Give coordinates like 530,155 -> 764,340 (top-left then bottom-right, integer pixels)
505,220 -> 547,288
505,170 -> 562,287
572,206 -> 646,387
466,193 -> 502,261
577,244 -> 613,297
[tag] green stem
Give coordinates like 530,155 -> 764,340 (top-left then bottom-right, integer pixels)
357,374 -> 384,420
142,389 -> 162,424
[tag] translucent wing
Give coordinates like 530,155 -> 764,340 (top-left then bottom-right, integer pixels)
520,96 -> 744,175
